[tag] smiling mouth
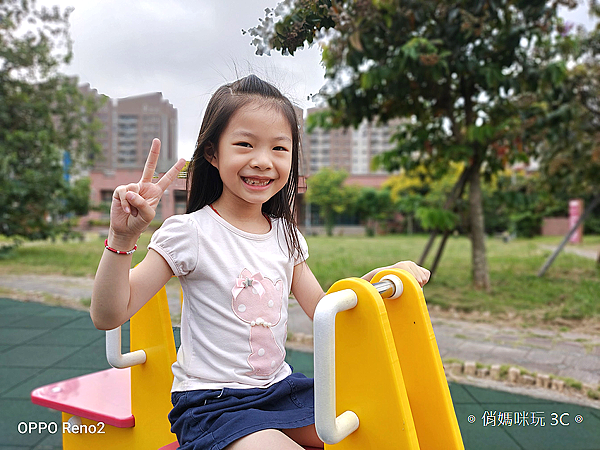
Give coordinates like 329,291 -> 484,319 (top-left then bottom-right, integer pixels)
242,177 -> 273,186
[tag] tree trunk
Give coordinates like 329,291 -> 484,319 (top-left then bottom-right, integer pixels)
429,229 -> 451,279
418,164 -> 473,265
468,164 -> 490,290
418,232 -> 438,266
325,208 -> 334,236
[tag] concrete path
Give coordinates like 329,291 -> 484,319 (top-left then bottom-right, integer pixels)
286,299 -> 600,386
539,244 -> 598,261
1,273 -> 599,393
431,316 -> 600,386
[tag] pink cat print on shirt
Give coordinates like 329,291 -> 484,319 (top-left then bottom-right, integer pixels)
231,269 -> 285,377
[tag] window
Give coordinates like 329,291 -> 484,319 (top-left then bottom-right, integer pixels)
100,190 -> 113,219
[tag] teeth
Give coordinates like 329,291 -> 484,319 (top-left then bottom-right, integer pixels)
243,177 -> 271,186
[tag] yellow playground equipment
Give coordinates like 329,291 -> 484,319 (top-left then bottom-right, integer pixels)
31,269 -> 464,449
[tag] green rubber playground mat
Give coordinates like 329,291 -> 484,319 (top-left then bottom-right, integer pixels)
1,298 -> 598,449
285,349 -> 600,449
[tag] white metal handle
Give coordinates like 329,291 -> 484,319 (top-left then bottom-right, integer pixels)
313,289 -> 360,444
379,274 -> 403,299
106,327 -> 146,369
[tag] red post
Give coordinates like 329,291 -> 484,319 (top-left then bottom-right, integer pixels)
568,199 -> 584,244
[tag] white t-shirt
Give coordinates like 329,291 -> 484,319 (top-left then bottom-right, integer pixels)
148,205 -> 309,392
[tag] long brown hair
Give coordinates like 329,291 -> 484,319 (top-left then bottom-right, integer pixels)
186,75 -> 304,261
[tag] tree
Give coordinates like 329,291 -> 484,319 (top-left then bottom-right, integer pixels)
384,163 -> 461,234
483,170 -> 568,237
354,186 -> 396,235
305,167 -> 359,236
534,13 -> 600,273
247,0 -> 581,290
0,0 -> 102,242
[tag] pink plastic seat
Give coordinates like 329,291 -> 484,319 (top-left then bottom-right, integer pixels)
31,367 -> 134,428
30,286 -> 179,448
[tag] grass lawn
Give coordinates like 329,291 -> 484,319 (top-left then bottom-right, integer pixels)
0,232 -> 152,277
1,232 -> 598,324
305,234 -> 600,324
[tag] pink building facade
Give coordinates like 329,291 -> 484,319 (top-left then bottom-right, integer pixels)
86,171 -> 187,225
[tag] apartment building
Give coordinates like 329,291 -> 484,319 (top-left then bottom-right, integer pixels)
301,108 -> 402,230
303,107 -> 401,179
302,107 -> 403,197
79,84 -> 184,223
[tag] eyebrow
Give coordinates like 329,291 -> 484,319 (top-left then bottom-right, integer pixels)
232,130 -> 292,143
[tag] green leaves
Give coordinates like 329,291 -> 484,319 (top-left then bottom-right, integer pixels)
305,167 -> 351,209
305,167 -> 358,236
305,109 -> 336,133
0,0 -> 102,242
415,207 -> 458,232
401,37 -> 439,61
466,123 -> 495,144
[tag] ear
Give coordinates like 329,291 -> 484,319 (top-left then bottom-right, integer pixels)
204,143 -> 218,168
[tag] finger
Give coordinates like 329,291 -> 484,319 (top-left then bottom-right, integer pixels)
126,183 -> 140,194
414,267 -> 429,287
405,262 -> 429,286
421,268 -> 431,285
403,262 -> 426,286
140,138 -> 161,183
126,184 -> 140,214
156,158 -> 187,192
113,186 -> 131,214
125,191 -> 155,223
114,184 -> 140,215
410,268 -> 425,287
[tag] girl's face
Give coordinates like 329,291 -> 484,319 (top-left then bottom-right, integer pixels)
208,101 -> 293,211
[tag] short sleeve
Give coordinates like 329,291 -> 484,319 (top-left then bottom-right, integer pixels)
294,228 -> 309,266
148,215 -> 198,277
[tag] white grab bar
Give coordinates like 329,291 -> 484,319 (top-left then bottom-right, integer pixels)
106,327 -> 146,369
313,289 -> 360,444
313,275 -> 403,444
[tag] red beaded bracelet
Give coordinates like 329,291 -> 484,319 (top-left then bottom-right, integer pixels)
104,239 -> 137,255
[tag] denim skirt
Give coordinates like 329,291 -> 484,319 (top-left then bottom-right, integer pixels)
168,372 -> 315,450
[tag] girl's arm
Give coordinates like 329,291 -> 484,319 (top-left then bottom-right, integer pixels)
91,244 -> 173,330
290,262 -> 326,320
291,260 -> 431,321
91,139 -> 185,330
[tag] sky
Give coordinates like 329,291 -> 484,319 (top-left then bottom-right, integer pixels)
36,0 -> 327,160
36,0 -> 597,161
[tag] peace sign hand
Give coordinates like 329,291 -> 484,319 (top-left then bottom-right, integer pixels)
109,139 -> 186,244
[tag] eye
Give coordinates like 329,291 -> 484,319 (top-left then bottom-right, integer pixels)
234,142 -> 252,148
273,146 -> 289,152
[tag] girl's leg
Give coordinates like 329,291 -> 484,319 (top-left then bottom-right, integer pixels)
283,424 -> 324,448
225,429 -> 304,450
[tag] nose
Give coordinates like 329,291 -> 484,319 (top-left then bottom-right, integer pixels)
249,147 -> 273,170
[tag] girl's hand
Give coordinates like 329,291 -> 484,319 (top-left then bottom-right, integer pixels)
390,261 -> 431,287
109,139 -> 186,242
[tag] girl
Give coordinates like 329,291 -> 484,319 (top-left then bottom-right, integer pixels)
91,75 -> 430,450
